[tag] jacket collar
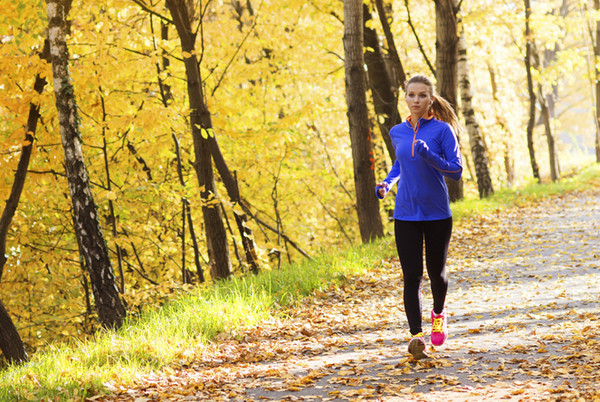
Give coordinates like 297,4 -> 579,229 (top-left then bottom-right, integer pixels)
406,113 -> 434,127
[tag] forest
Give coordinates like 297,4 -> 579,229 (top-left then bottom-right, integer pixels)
1,0 -> 599,365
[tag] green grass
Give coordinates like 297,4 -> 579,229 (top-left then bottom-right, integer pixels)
452,163 -> 600,221
0,240 -> 391,401
0,163 -> 598,401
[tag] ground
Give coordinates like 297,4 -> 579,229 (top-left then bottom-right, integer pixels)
106,189 -> 600,401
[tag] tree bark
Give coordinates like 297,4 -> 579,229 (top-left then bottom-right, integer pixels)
487,63 -> 515,187
596,0 -> 600,162
434,0 -> 464,202
536,4 -> 563,182
46,0 -> 126,328
457,28 -> 494,198
523,0 -> 541,182
0,33 -> 45,360
0,41 -> 50,280
343,0 -> 384,243
363,3 -> 400,162
373,0 -> 407,90
165,0 -> 232,280
0,300 -> 28,364
208,149 -> 260,274
538,88 -> 560,181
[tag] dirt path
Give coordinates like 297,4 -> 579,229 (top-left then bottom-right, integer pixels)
110,190 -> 600,401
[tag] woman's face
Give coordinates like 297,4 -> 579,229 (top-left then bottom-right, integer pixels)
405,82 -> 433,117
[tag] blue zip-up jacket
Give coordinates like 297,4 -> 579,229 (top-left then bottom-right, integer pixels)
376,115 -> 462,221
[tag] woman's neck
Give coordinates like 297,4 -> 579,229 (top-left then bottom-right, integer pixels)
410,112 -> 429,122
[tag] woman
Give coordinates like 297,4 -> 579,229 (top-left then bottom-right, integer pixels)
376,75 -> 463,360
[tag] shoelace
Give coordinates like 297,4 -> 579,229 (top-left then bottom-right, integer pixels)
432,317 -> 444,332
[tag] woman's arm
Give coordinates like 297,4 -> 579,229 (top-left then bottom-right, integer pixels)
375,159 -> 401,199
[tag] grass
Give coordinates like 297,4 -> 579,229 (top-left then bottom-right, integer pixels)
0,240 -> 391,401
0,163 -> 598,401
452,163 -> 600,221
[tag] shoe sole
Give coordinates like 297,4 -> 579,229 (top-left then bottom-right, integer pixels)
408,338 -> 429,360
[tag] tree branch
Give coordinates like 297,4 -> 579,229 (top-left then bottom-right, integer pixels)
404,0 -> 436,76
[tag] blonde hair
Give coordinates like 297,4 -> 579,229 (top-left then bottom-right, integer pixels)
405,75 -> 463,135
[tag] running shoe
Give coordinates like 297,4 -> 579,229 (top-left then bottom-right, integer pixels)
408,332 -> 428,360
431,309 -> 448,346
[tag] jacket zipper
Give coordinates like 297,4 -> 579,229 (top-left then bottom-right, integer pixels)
411,118 -> 421,158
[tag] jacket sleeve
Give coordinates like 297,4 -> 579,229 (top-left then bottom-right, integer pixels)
376,159 -> 400,199
415,127 -> 462,181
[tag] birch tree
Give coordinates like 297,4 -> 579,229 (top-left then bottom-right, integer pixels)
46,0 -> 126,328
457,28 -> 494,198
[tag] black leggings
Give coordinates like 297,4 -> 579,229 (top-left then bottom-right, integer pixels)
394,218 -> 453,335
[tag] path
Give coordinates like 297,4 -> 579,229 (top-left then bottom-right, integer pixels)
111,190 -> 600,401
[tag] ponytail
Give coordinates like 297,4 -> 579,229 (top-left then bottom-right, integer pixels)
431,94 -> 463,135
405,74 -> 463,135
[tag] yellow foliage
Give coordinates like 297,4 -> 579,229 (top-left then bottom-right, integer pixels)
0,0 -> 596,352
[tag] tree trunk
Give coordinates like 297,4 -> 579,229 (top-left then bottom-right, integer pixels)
155,3 -> 258,275
0,40 -> 48,365
0,300 -> 28,364
208,148 -> 260,274
0,41 -> 49,280
363,3 -> 400,162
434,0 -> 463,202
536,8 -> 562,182
46,0 -> 126,328
165,0 -> 232,280
457,28 -> 494,198
538,89 -> 560,181
343,0 -> 384,243
594,0 -> 600,162
523,0 -> 541,182
487,63 -> 515,187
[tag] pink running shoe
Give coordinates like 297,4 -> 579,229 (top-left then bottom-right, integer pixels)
431,309 -> 448,346
408,332 -> 428,360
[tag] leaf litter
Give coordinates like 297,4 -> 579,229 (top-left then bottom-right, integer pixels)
105,190 -> 600,401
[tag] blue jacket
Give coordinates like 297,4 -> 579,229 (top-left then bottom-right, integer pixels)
376,115 -> 462,221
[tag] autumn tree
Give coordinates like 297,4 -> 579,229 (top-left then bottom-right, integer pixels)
537,0 -> 568,182
0,301 -> 27,364
46,0 -> 126,328
457,26 -> 493,198
524,0 -> 541,183
0,37 -> 51,364
363,2 -> 404,162
487,63 -> 515,187
594,0 -> 600,161
434,0 -> 463,201
147,10 -> 259,277
343,0 -> 384,242
162,0 -> 233,280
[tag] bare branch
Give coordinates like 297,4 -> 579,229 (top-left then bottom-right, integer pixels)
130,0 -> 173,24
404,0 -> 436,76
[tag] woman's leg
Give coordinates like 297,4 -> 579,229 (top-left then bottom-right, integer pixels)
423,217 -> 453,314
395,219 -> 425,335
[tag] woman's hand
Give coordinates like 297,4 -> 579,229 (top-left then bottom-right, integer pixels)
414,139 -> 429,156
376,182 -> 388,199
